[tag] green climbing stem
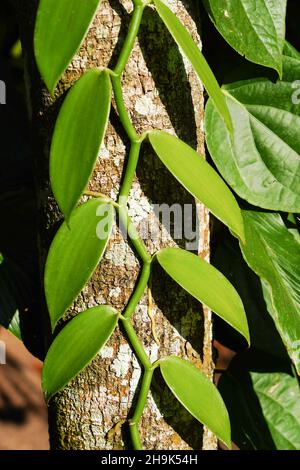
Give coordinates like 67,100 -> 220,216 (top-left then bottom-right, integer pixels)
128,369 -> 154,450
121,319 -> 152,370
119,141 -> 142,199
113,4 -> 144,77
112,77 -> 138,142
123,262 -> 151,319
111,1 -> 154,450
117,205 -> 151,264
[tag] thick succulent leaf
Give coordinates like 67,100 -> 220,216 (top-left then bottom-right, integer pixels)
205,0 -> 287,76
50,69 -> 111,220
219,351 -> 300,450
34,0 -> 101,93
205,76 -> 300,212
148,131 -> 244,242
153,0 -> 232,132
156,247 -> 249,343
160,356 -> 231,447
42,306 -> 119,400
240,210 -> 300,374
45,199 -> 114,330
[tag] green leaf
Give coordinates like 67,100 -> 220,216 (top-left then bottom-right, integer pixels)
50,69 -> 111,220
213,237 -> 288,359
156,247 -> 250,343
149,131 -> 244,242
42,305 -> 119,401
283,41 -> 300,60
205,76 -> 300,212
45,199 -> 114,330
34,0 -> 101,94
240,210 -> 300,374
219,351 -> 300,450
160,356 -> 231,447
153,0 -> 232,132
205,0 -> 287,76
282,41 -> 300,81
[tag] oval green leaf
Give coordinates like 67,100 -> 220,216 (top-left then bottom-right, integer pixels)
149,130 -> 244,242
205,75 -> 300,212
205,0 -> 286,76
45,199 -> 114,330
50,69 -> 111,220
34,0 -> 101,94
42,305 -> 119,401
153,0 -> 232,133
160,356 -> 231,448
156,247 -> 249,343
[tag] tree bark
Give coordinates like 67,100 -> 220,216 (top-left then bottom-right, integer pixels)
16,0 -> 216,450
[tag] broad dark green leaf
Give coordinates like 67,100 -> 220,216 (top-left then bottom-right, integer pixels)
34,0 -> 101,93
160,356 -> 231,447
281,45 -> 300,82
205,0 -> 286,76
156,247 -> 249,343
45,199 -> 114,330
219,351 -> 300,450
149,131 -> 244,242
50,69 -> 111,220
241,210 -> 300,374
205,76 -> 300,212
213,237 -> 287,359
42,305 -> 119,400
153,0 -> 232,132
283,41 -> 300,60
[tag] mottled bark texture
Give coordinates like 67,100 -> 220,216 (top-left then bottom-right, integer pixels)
16,0 -> 216,450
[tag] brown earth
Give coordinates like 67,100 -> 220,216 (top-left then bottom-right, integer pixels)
0,328 -> 49,450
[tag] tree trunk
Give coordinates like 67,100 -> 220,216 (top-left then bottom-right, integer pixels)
15,0 -> 216,450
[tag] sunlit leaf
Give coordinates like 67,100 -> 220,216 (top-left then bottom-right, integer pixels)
205,0 -> 287,76
42,305 -> 119,400
156,247 -> 250,343
50,69 -> 111,220
205,75 -> 300,212
34,0 -> 101,93
45,199 -> 114,330
149,130 -> 244,242
160,356 -> 231,447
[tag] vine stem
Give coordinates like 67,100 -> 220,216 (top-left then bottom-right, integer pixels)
128,369 -> 154,450
123,262 -> 151,319
113,4 -> 144,78
109,1 -> 155,450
